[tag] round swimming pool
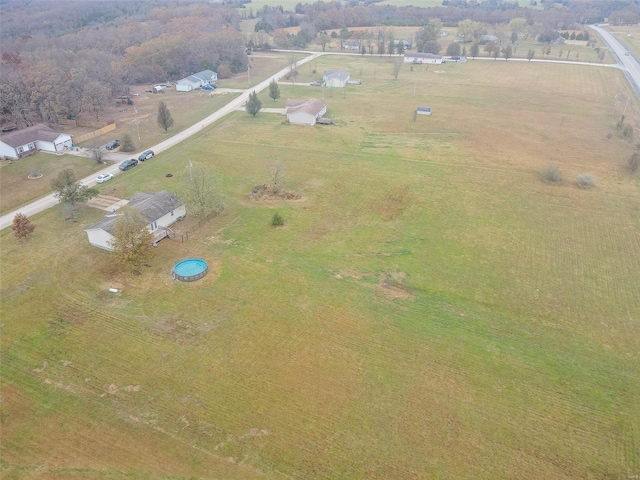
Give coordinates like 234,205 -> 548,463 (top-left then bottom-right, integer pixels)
173,258 -> 208,282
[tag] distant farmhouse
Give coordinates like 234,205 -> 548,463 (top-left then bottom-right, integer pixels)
344,41 -> 360,51
176,70 -> 218,92
393,39 -> 412,50
0,124 -> 72,159
480,35 -> 498,45
285,99 -> 327,126
85,191 -> 185,251
323,69 -> 350,88
404,53 -> 444,64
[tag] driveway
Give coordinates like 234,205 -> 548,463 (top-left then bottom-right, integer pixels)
0,52 -> 322,231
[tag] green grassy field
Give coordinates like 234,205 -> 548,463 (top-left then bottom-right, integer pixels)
1,57 -> 639,479
0,153 -> 103,215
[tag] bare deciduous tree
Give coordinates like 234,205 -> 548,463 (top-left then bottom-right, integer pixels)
83,81 -> 111,121
392,57 -> 403,80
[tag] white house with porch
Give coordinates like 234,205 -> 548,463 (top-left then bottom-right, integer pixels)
285,98 -> 327,126
84,191 -> 185,251
0,124 -> 72,159
176,70 -> 218,92
403,53 -> 444,64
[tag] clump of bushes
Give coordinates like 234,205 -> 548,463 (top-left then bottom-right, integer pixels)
541,165 -> 562,184
576,173 -> 595,188
271,212 -> 284,226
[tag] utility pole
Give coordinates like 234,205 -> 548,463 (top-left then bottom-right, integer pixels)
134,108 -> 140,141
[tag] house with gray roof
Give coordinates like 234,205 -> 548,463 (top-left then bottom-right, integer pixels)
323,70 -> 350,88
285,98 -> 327,126
403,53 -> 444,64
176,70 -> 218,92
84,191 -> 185,251
0,124 -> 72,159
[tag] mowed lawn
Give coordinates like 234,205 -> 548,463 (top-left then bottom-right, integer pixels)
1,58 -> 639,479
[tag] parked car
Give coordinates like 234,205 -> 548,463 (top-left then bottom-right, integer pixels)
119,159 -> 138,171
138,150 -> 154,162
202,84 -> 216,90
310,81 -> 322,86
105,140 -> 120,150
96,173 -> 114,184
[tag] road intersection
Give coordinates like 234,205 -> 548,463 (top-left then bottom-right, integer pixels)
2,35 -> 639,231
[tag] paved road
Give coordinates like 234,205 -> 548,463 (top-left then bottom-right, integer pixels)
0,52 -> 321,231
591,24 -> 640,95
2,40 -> 635,232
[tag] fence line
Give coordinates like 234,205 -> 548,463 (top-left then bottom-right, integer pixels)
73,123 -> 117,144
173,207 -> 224,243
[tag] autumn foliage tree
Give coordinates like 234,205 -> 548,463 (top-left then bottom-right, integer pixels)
11,213 -> 35,240
110,206 -> 155,274
51,169 -> 99,220
157,101 -> 174,132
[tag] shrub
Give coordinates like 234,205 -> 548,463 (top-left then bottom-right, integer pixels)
541,165 -> 562,184
576,173 -> 595,188
271,212 -> 284,226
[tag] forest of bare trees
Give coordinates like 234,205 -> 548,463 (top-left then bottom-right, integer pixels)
0,0 -> 247,128
1,0 -> 638,128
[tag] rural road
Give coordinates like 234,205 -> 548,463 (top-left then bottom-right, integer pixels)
0,52 -> 322,232
590,24 -> 640,94
1,37 -> 637,232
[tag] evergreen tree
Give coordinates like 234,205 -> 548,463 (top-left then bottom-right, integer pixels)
246,91 -> 262,117
268,79 -> 280,102
120,133 -> 135,152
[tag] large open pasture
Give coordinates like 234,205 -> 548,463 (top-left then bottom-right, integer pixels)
1,57 -> 639,478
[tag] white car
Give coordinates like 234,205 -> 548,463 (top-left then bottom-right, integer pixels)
96,173 -> 114,184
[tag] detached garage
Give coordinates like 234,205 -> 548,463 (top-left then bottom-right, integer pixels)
285,98 -> 327,126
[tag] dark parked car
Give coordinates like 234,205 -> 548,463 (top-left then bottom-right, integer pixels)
105,140 -> 120,150
119,158 -> 138,171
138,150 -> 154,162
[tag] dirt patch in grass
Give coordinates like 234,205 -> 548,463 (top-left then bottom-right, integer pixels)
246,183 -> 302,201
334,270 -> 414,300
149,314 -> 202,346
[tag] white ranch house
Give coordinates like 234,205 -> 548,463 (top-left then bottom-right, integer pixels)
0,124 -> 72,159
285,98 -> 327,126
85,191 -> 185,251
323,69 -> 350,88
403,53 -> 444,64
176,70 -> 218,92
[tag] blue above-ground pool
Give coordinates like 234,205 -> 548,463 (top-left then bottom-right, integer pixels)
173,258 -> 208,282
